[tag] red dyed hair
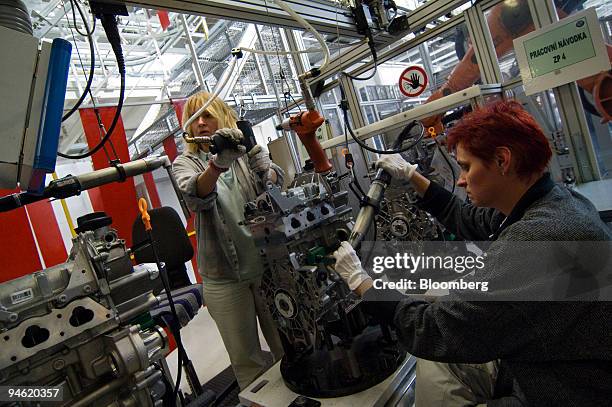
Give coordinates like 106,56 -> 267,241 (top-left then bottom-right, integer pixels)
446,100 -> 552,178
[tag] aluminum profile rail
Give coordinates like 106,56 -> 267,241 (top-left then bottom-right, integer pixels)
319,84 -> 503,150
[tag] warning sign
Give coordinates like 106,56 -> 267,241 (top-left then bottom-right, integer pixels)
399,66 -> 428,97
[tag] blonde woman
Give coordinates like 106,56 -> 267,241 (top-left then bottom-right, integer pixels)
172,92 -> 284,389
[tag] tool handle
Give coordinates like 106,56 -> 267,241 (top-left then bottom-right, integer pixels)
295,111 -> 332,173
138,198 -> 152,231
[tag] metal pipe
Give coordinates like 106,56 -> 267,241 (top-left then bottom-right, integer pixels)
0,157 -> 169,212
165,163 -> 192,220
70,377 -> 128,407
77,157 -> 169,189
255,24 -> 284,121
181,14 -> 206,88
109,266 -> 158,291
118,293 -> 159,324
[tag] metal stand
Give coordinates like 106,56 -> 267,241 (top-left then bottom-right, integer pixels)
239,354 -> 416,407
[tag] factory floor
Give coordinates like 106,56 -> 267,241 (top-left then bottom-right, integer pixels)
164,308 -> 416,407
165,307 -> 271,405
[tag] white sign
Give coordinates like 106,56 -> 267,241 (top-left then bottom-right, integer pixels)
513,8 -> 610,96
399,66 -> 428,97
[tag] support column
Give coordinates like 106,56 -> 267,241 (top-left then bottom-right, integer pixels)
181,14 -> 206,89
526,0 -> 600,182
255,25 -> 284,122
464,5 -> 503,84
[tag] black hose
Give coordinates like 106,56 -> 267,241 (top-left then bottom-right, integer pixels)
62,0 -> 96,123
58,13 -> 125,159
342,32 -> 378,81
431,136 -> 456,194
338,83 -> 424,155
345,113 -> 424,155
343,59 -> 378,82
70,0 -> 95,36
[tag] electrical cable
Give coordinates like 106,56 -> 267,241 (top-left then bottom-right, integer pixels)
150,256 -> 186,405
273,0 -> 330,71
431,135 -> 456,194
58,12 -> 126,159
284,89 -> 302,113
64,10 -> 119,164
338,83 -> 424,155
182,56 -> 238,133
61,0 -> 96,123
70,0 -> 95,36
136,201 -> 188,405
348,182 -> 361,201
93,108 -> 121,163
342,58 -> 378,81
342,34 -> 379,82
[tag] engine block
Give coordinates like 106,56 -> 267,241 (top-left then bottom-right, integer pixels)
0,213 -> 169,407
243,172 -> 405,397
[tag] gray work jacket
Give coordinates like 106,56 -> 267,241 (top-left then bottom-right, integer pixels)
172,150 -> 284,281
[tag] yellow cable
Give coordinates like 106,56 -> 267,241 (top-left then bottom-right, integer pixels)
52,172 -> 77,238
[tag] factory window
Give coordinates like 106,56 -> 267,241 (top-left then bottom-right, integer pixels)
291,29 -> 364,72
348,22 -> 472,128
482,0 -> 536,83
561,1 -> 612,179
485,1 -> 612,179
363,105 -> 377,124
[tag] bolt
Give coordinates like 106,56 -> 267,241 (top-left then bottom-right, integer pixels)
52,359 -> 66,370
108,355 -> 120,377
83,285 -> 92,293
58,295 -> 67,303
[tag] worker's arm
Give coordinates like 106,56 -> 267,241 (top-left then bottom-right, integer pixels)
267,167 -> 278,184
195,165 -> 223,198
409,171 -> 431,197
417,180 -> 504,241
173,154 -> 219,212
377,154 -> 503,241
362,290 -> 541,363
249,145 -> 285,187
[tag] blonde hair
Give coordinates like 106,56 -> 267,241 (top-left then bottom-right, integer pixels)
182,92 -> 238,153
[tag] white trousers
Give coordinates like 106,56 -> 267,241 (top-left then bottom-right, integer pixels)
203,277 -> 284,390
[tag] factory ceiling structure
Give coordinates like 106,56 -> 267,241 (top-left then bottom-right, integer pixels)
25,0 -> 611,159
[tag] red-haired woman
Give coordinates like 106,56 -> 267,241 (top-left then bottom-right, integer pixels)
333,100 -> 612,406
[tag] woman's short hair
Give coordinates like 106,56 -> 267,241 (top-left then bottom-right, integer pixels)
446,100 -> 552,178
182,92 -> 238,153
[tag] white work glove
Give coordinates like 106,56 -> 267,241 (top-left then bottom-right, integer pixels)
332,241 -> 372,291
210,128 -> 246,170
376,153 -> 418,181
248,145 -> 272,174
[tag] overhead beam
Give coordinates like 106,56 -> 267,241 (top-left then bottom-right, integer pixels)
100,0 -> 401,43
320,84 -> 502,150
